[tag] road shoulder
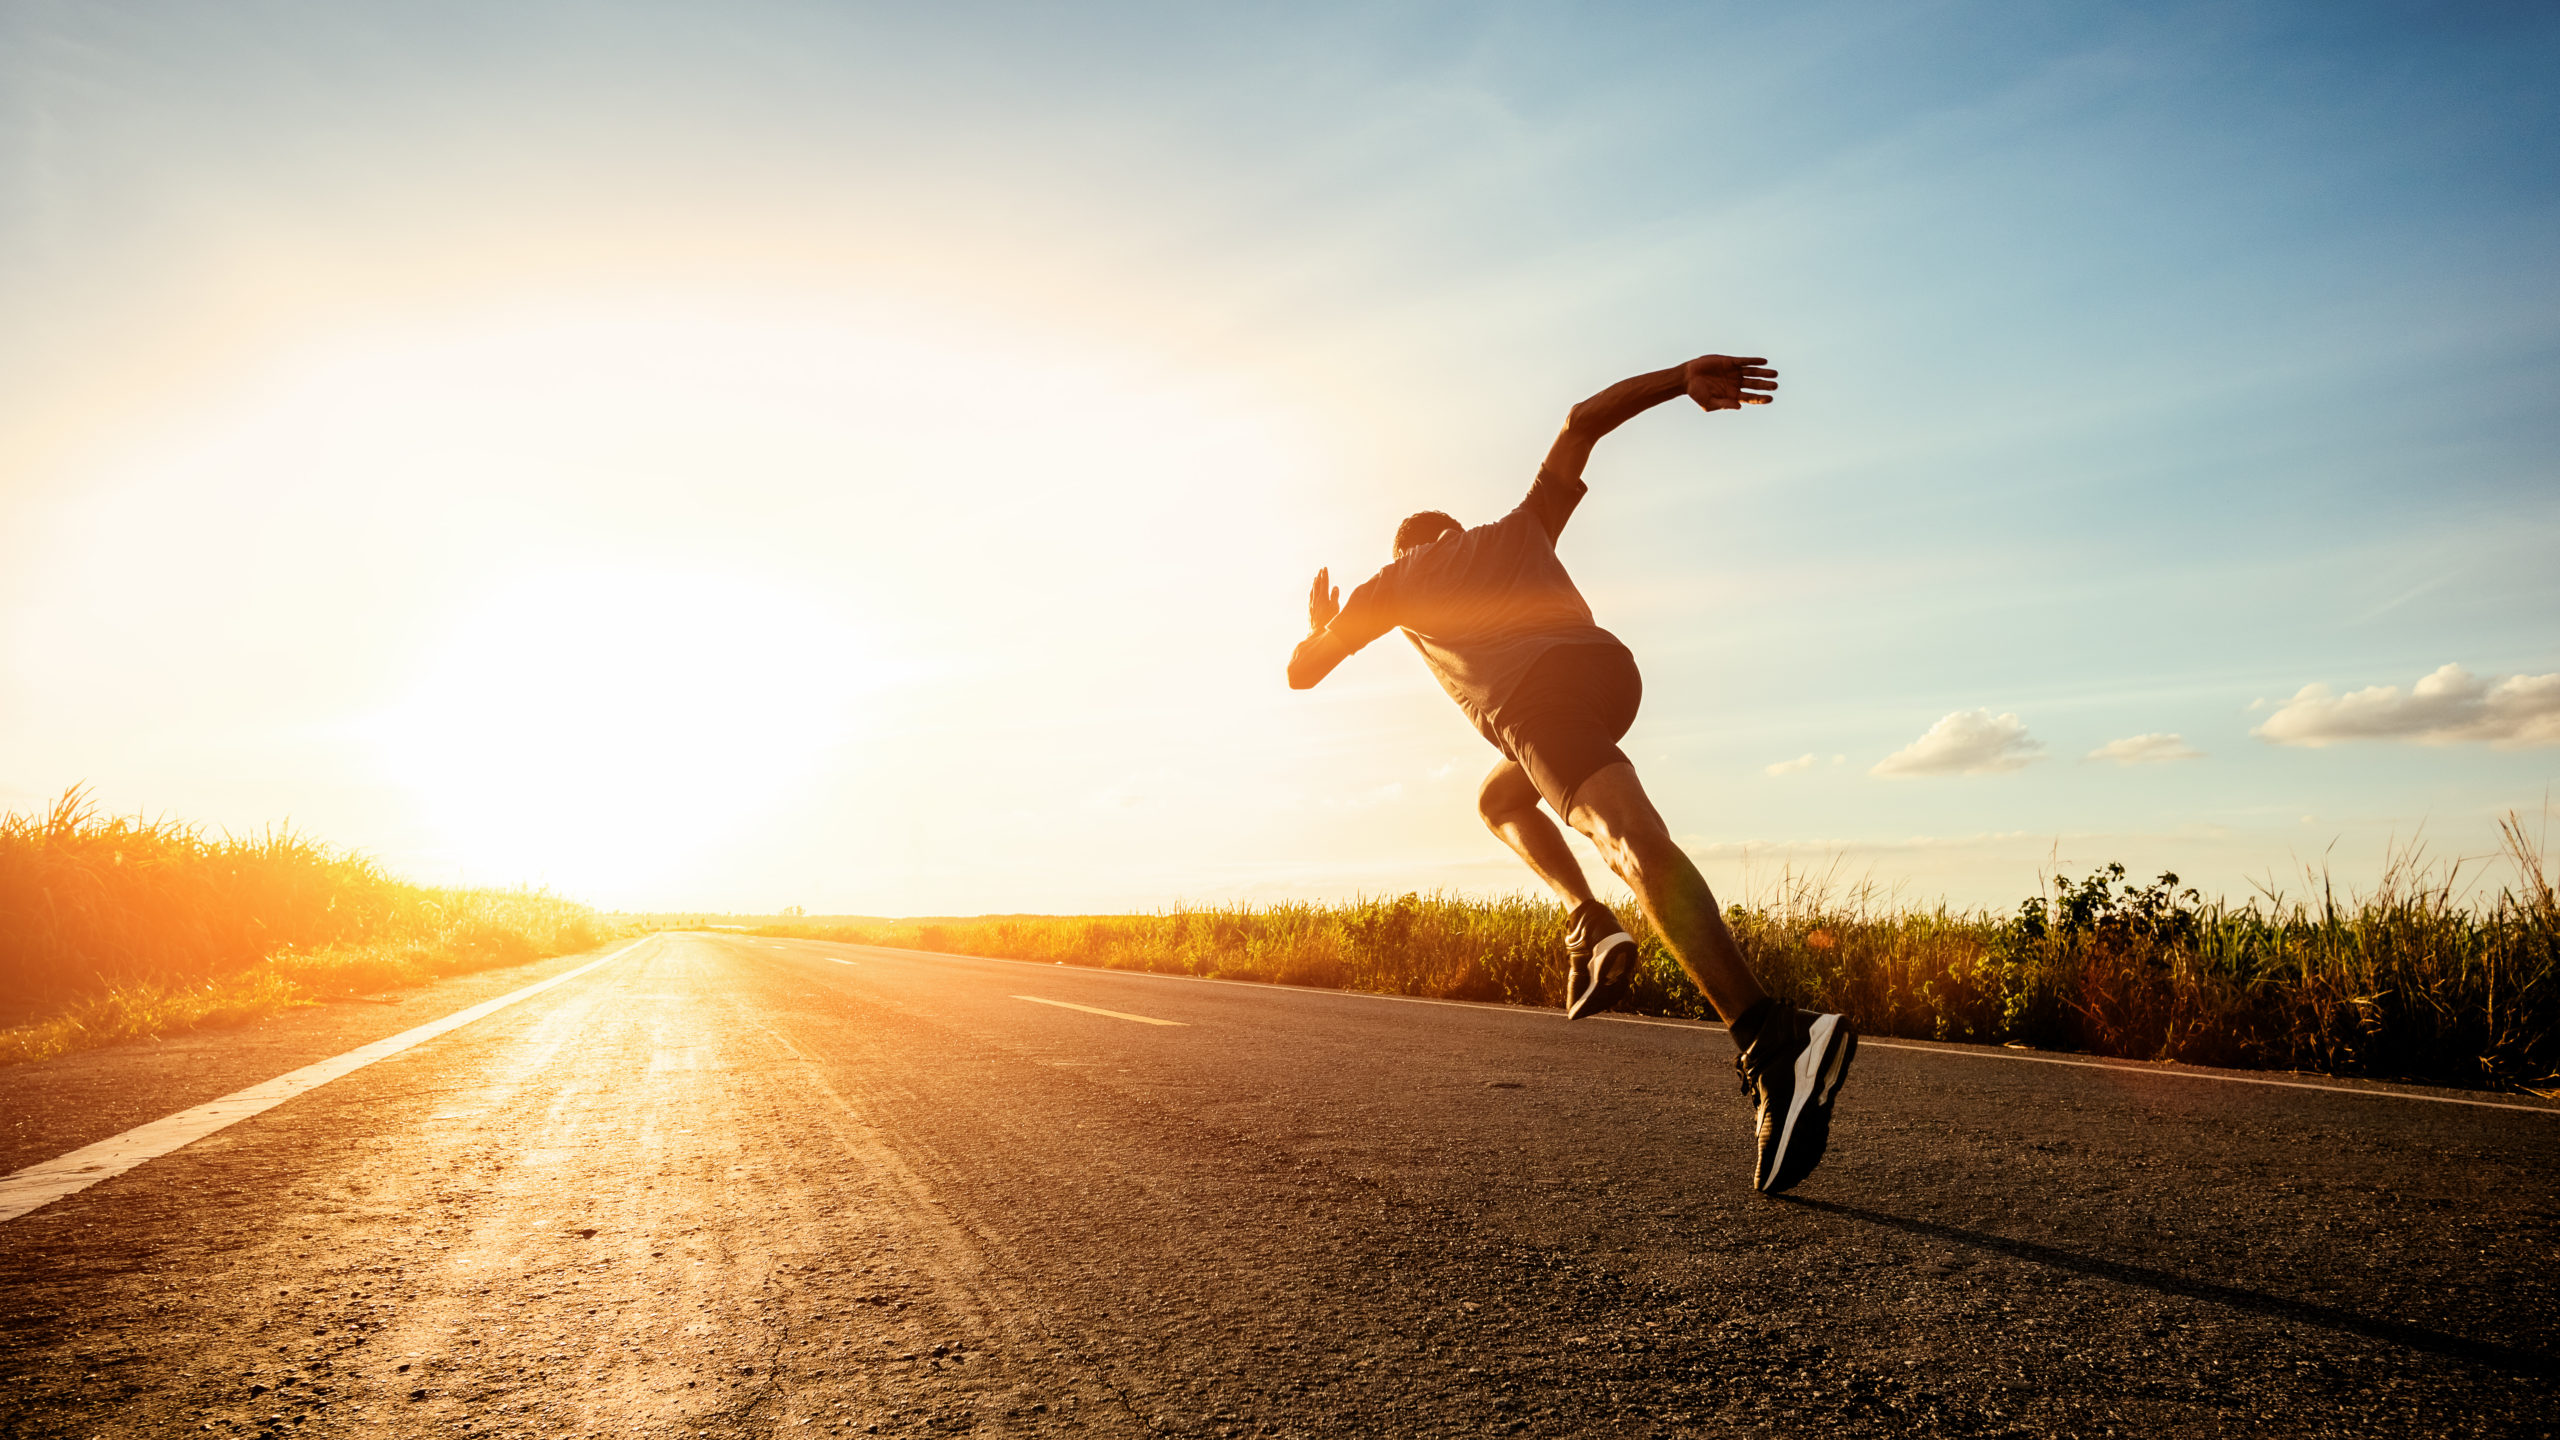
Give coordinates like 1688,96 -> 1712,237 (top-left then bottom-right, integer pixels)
0,941 -> 636,1175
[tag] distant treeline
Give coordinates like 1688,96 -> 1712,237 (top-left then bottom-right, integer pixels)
0,788 -> 603,1066
752,819 -> 2557,1096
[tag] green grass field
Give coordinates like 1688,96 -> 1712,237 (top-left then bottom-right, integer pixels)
747,818 -> 2557,1096
0,788 -> 604,1067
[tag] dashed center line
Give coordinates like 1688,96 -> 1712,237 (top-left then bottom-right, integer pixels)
772,940 -> 2559,1116
1011,995 -> 1185,1027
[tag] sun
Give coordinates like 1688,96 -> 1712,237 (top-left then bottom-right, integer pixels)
367,562 -> 863,895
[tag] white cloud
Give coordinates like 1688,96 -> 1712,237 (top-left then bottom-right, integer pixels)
1872,710 -> 2044,777
2086,732 -> 2204,765
1765,753 -> 1816,776
2253,664 -> 2560,748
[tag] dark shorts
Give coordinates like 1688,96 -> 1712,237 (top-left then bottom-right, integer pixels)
1493,643 -> 1643,817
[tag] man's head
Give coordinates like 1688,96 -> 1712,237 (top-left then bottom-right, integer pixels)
1393,510 -> 1462,558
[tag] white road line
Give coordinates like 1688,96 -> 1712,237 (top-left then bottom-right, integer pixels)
1852,1038 -> 2560,1114
1011,995 -> 1185,1027
825,958 -> 857,966
0,937 -> 651,1225
1552,1013 -> 2558,1115
1457,1009 -> 2558,1113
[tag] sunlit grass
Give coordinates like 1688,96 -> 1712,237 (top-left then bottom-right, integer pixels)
745,815 -> 2557,1095
0,788 -> 604,1067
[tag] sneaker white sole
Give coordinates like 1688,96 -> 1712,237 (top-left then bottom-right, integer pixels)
1766,1013 -> 1850,1185
1566,933 -> 1637,1019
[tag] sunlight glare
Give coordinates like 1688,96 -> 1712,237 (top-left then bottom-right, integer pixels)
16,287 -> 1326,907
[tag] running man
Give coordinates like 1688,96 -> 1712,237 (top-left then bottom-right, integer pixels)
1285,353 -> 1855,1194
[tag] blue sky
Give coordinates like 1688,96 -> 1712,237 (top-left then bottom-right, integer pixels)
2,1 -> 2554,912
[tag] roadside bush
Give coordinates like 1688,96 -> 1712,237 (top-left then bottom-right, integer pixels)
0,788 -> 605,1066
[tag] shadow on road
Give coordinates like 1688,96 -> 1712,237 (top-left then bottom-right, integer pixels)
1781,1196 -> 2552,1377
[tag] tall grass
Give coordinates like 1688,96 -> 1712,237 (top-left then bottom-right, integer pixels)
0,788 -> 605,1066
754,815 -> 2557,1095
1719,815 -> 2556,1093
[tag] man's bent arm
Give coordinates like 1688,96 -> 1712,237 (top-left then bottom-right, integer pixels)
1543,366 -> 1686,482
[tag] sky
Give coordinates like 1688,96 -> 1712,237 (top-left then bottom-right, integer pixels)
2,0 -> 2555,915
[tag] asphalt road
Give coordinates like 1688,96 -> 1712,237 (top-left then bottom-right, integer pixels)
2,932 -> 2555,1439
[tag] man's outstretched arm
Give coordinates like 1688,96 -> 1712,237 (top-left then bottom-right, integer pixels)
1541,354 -> 1779,482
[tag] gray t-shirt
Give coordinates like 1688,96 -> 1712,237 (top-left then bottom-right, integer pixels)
1326,466 -> 1626,746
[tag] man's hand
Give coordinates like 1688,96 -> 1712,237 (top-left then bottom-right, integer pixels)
1683,355 -> 1779,412
1290,569 -> 1351,689
1307,567 -> 1340,633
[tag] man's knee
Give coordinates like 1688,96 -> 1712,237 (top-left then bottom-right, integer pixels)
1477,762 -> 1541,826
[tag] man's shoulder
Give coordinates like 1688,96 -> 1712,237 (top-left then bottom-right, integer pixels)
1483,499 -> 1561,552
1470,500 -> 1553,541
1515,465 -> 1586,543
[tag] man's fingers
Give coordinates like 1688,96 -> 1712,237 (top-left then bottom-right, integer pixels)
1741,393 -> 1773,404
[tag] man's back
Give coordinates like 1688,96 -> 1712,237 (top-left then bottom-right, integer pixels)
1327,467 -> 1623,741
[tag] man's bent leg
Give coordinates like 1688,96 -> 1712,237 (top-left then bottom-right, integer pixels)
1478,760 -> 1599,908
1486,760 -> 1642,1018
1563,761 -> 1769,1025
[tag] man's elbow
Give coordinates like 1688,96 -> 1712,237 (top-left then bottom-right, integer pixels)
1288,640 -> 1334,690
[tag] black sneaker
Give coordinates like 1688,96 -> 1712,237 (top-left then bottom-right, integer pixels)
1734,1007 -> 1857,1193
1564,901 -> 1640,1021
